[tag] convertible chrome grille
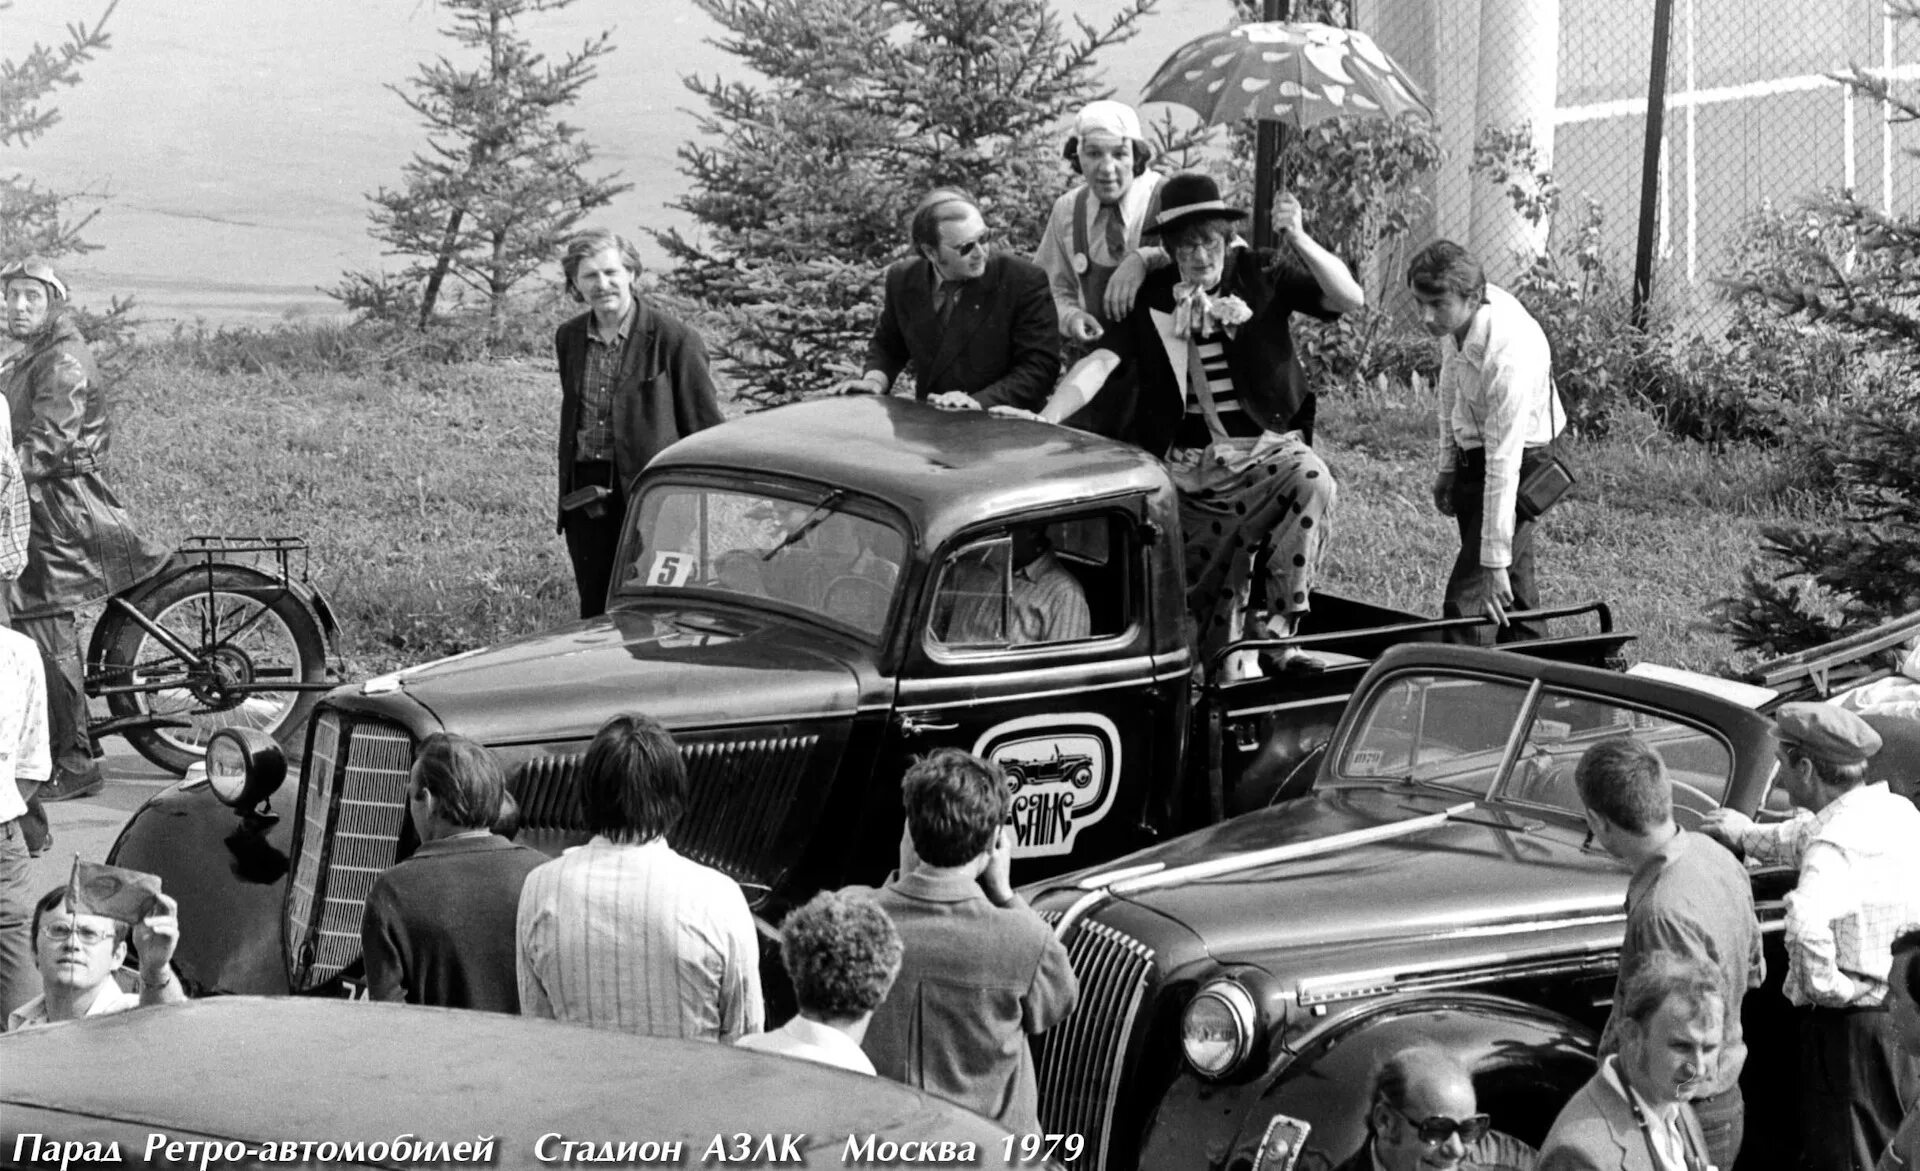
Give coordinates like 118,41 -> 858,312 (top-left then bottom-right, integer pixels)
1035,916 -> 1155,1171
510,733 -> 819,892
284,712 -> 414,991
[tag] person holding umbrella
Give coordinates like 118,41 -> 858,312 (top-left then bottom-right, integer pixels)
1024,171 -> 1363,658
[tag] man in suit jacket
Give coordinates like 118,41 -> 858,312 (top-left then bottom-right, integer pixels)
555,229 -> 724,618
1539,955 -> 1720,1171
831,189 -> 1057,412
848,748 -> 1078,1132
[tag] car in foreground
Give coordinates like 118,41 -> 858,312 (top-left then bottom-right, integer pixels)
0,997 -> 1018,1169
1022,626 -> 1920,1171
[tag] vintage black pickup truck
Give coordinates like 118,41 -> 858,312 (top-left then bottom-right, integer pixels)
109,396 -> 1629,998
1021,615 -> 1920,1171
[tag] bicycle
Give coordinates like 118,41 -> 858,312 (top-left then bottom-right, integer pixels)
81,535 -> 342,774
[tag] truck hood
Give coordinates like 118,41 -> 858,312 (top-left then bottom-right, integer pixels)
369,606 -> 869,742
1083,784 -> 1629,967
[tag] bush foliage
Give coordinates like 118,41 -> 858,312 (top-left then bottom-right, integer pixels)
657,0 -> 1160,407
1707,3 -> 1920,653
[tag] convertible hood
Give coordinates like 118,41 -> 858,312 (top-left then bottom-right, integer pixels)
371,606 -> 867,742
1088,785 -> 1629,965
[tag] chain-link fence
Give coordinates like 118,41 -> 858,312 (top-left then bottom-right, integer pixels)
1354,0 -> 1918,337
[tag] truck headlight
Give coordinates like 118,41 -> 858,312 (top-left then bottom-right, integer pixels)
206,728 -> 285,813
1181,978 -> 1258,1078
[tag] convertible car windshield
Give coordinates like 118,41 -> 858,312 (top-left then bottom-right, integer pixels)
1336,672 -> 1736,818
617,481 -> 908,637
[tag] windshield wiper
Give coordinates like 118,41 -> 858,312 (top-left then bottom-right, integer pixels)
761,490 -> 847,561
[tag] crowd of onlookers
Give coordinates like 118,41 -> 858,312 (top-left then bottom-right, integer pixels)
6,687 -> 1915,1171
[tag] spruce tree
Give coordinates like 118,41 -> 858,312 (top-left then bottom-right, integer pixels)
0,0 -> 119,261
658,0 -> 1159,406
343,0 -> 630,337
1711,0 -> 1920,654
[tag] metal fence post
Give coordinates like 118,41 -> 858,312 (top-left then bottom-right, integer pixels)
1631,0 -> 1677,331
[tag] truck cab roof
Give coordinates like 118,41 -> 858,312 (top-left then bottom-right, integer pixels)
651,396 -> 1174,553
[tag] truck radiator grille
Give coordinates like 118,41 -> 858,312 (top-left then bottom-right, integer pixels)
284,712 -> 414,991
1034,916 -> 1155,1171
511,733 -> 819,891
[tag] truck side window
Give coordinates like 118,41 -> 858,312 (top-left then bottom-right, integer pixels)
931,517 -> 1123,651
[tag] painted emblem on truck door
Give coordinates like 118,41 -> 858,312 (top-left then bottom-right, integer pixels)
974,713 -> 1122,858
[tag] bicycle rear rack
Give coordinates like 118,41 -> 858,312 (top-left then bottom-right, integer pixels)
177,535 -> 315,589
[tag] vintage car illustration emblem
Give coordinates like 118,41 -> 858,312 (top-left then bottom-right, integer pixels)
974,713 -> 1122,859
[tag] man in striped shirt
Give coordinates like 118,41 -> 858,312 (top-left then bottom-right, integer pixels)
516,713 -> 763,1040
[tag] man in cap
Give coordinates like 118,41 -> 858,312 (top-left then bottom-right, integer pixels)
2,257 -> 171,804
830,188 -> 1058,412
1703,701 -> 1920,1170
1033,102 -> 1165,346
1032,100 -> 1168,441
1576,735 -> 1763,1169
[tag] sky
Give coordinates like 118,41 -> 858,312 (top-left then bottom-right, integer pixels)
3,0 -> 1228,325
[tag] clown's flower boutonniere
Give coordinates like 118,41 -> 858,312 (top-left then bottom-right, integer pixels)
1211,295 -> 1251,337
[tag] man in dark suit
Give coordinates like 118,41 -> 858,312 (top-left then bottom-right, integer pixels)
849,748 -> 1078,1132
831,189 -> 1057,411
360,733 -> 543,1013
554,230 -> 724,618
1539,954 -> 1720,1171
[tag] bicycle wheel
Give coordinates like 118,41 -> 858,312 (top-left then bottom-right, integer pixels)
94,565 -> 330,775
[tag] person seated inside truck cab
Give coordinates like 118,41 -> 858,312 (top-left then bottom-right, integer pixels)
934,523 -> 1091,649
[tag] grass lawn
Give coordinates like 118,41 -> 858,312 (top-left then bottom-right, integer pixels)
104,351 -> 1812,677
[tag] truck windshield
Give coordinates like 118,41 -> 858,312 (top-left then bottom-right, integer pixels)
1337,672 -> 1734,817
616,482 -> 908,637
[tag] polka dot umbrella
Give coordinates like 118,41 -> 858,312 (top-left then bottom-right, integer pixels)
1141,21 -> 1433,130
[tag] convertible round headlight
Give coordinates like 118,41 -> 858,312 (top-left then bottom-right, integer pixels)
1181,978 -> 1258,1078
206,727 -> 286,811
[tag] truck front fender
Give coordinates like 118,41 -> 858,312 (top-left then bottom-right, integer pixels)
107,781 -> 293,996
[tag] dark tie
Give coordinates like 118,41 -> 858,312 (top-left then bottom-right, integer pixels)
935,283 -> 958,330
1094,203 -> 1127,264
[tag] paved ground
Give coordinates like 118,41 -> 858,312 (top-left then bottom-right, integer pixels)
26,739 -> 176,896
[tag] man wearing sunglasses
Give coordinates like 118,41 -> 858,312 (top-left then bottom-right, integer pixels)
831,188 -> 1058,413
1538,954 -> 1720,1171
1336,1046 -> 1495,1171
